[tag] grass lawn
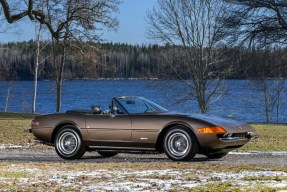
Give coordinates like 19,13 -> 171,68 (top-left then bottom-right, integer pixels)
0,112 -> 286,151
0,113 -> 286,191
0,162 -> 286,191
240,124 -> 287,151
0,112 -> 37,120
0,112 -> 37,147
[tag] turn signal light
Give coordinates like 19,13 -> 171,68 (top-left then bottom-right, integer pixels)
198,126 -> 226,134
31,121 -> 39,126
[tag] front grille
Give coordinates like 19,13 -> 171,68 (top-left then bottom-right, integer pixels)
231,133 -> 248,139
217,132 -> 250,140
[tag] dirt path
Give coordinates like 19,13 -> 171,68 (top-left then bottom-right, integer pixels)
0,148 -> 286,166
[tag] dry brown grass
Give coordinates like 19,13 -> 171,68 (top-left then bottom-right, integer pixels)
0,162 -> 286,191
240,124 -> 287,151
0,119 -> 33,146
0,113 -> 286,152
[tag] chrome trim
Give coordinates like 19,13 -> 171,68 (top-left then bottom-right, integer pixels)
88,146 -> 160,154
88,146 -> 155,151
57,132 -> 78,155
219,137 -> 246,141
167,132 -> 189,157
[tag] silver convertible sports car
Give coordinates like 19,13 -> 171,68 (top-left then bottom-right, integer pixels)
30,96 -> 257,161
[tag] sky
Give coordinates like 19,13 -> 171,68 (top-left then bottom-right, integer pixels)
0,0 -> 156,45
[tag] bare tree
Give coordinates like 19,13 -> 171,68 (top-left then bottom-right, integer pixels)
41,0 -> 119,112
32,23 -> 41,114
146,0 -> 231,113
32,22 -> 50,114
248,48 -> 287,123
274,80 -> 286,123
252,79 -> 286,123
222,1 -> 287,122
4,81 -> 14,112
222,0 -> 287,46
1,0 -> 120,112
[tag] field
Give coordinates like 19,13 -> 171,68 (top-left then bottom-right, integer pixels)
0,113 -> 286,191
0,112 -> 286,151
0,161 -> 286,191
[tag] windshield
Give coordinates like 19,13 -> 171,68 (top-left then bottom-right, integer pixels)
116,96 -> 168,114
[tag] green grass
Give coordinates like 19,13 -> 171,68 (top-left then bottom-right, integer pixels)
0,112 -> 38,119
0,119 -> 33,146
187,183 -> 287,192
0,171 -> 31,179
242,175 -> 287,182
240,124 -> 287,151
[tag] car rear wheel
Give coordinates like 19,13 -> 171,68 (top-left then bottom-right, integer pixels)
205,152 -> 228,159
163,126 -> 198,161
98,151 -> 118,158
55,126 -> 86,160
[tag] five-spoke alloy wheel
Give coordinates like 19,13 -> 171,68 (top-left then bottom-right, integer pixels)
164,126 -> 198,161
55,126 -> 86,160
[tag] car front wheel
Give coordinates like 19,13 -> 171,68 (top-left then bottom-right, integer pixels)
163,127 -> 198,161
55,126 -> 86,160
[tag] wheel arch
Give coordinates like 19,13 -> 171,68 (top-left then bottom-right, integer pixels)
51,121 -> 80,143
155,121 -> 199,152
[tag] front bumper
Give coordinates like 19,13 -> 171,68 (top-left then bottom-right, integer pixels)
197,131 -> 259,154
219,132 -> 259,142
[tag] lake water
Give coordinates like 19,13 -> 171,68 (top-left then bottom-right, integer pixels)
0,80 -> 287,123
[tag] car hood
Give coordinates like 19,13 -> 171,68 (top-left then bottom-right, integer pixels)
155,111 -> 254,132
189,113 -> 254,132
190,114 -> 243,126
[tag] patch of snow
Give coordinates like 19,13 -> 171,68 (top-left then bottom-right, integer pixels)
230,151 -> 287,156
1,166 -> 286,191
0,144 -> 23,149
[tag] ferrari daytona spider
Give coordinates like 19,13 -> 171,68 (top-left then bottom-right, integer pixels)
30,96 -> 257,161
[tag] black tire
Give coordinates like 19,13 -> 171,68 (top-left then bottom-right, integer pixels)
98,151 -> 118,158
163,126 -> 198,161
54,126 -> 86,160
205,152 -> 228,159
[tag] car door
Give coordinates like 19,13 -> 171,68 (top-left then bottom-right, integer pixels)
130,113 -> 164,148
85,111 -> 132,146
114,97 -> 164,148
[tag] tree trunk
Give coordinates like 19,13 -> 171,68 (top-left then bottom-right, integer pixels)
32,24 -> 41,113
56,46 -> 66,112
5,87 -> 11,112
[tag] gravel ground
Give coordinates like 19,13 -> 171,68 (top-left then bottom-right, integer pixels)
0,148 -> 286,166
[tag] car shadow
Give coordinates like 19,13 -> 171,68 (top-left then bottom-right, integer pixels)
79,154 -> 223,163
0,149 -> 224,163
